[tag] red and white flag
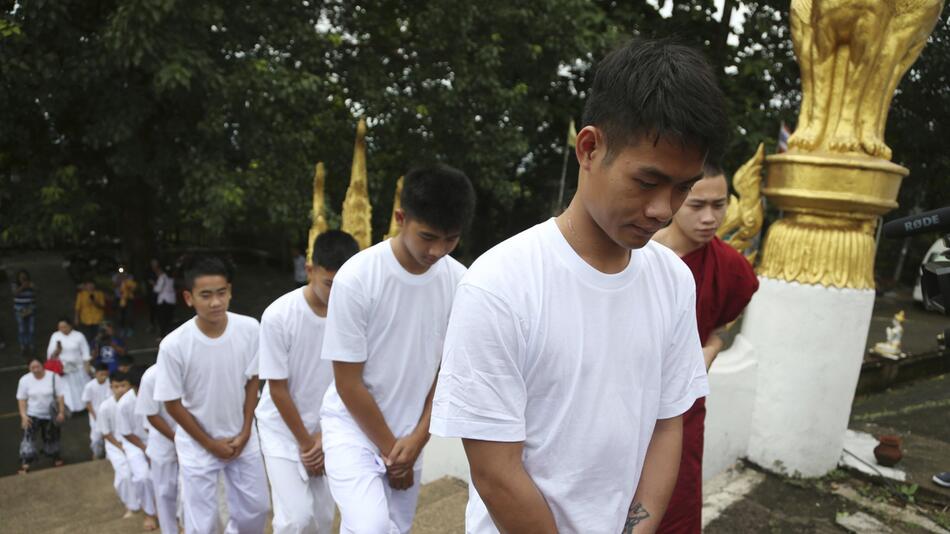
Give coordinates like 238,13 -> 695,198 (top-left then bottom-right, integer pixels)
777,121 -> 791,152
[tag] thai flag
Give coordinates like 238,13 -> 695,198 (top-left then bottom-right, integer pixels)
777,121 -> 791,152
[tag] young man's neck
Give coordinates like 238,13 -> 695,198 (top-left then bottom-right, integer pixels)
303,284 -> 328,318
390,234 -> 431,275
653,224 -> 706,257
556,201 -> 630,274
195,313 -> 228,338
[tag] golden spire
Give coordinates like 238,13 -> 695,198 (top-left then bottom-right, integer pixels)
306,162 -> 329,264
384,176 -> 404,241
717,143 -> 765,264
341,118 -> 373,250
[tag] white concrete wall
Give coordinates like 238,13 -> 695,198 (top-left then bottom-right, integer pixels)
421,435 -> 471,484
703,334 -> 758,480
744,278 -> 875,477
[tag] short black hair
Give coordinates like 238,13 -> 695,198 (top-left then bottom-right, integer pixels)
582,37 -> 728,163
118,355 -> 134,367
127,366 -> 144,388
400,164 -> 476,233
110,371 -> 130,384
703,160 -> 725,178
182,255 -> 232,290
313,230 -> 360,271
93,361 -> 109,372
58,316 -> 73,327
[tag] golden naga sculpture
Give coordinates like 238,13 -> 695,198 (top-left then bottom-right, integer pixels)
788,0 -> 944,159
385,176 -> 404,240
306,162 -> 329,264
717,143 -> 765,264
756,0 -> 943,290
341,118 -> 373,250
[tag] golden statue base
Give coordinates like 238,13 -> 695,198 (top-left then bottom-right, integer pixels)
757,153 -> 909,290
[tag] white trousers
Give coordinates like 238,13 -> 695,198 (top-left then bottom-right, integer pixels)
89,419 -> 104,458
126,444 -> 157,516
179,448 -> 270,534
105,441 -> 139,511
324,443 -> 422,534
151,458 -> 180,534
264,455 -> 335,534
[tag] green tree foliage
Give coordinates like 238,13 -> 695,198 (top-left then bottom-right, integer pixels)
1,1 -> 947,277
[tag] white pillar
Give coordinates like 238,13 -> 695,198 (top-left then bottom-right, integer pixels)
744,277 -> 875,477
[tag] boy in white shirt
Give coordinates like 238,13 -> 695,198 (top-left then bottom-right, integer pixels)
430,38 -> 727,533
98,372 -> 139,518
81,362 -> 111,459
320,164 -> 476,534
117,367 -> 158,531
136,363 -> 180,534
154,256 -> 269,534
256,230 -> 360,533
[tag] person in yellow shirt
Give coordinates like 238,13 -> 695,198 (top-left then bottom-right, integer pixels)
118,273 -> 137,338
75,280 -> 106,345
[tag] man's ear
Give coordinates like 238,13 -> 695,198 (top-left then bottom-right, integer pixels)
182,290 -> 194,308
395,209 -> 406,227
575,125 -> 604,172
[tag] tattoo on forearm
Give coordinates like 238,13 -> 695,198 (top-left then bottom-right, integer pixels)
622,502 -> 650,533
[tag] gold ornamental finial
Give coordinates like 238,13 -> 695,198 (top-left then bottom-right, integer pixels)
341,118 -> 373,249
717,143 -> 765,264
385,176 -> 404,241
306,162 -> 329,264
787,0 -> 944,159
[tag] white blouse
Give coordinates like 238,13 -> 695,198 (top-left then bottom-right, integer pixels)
47,330 -> 91,372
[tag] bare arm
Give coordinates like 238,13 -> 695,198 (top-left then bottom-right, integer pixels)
226,376 -> 260,455
462,439 -> 558,534
386,377 -> 436,479
165,398 -> 235,459
269,379 -> 312,448
703,333 -> 725,371
147,414 -> 175,442
124,433 -> 148,453
622,416 -> 684,534
86,402 -> 96,419
17,399 -> 30,430
333,361 -> 397,455
103,432 -> 124,450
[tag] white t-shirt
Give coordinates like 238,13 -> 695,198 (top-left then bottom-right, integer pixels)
16,372 -> 56,419
116,389 -> 148,443
255,287 -> 333,461
153,312 -> 260,466
430,219 -> 708,534
47,330 -> 91,372
136,365 -> 178,464
97,394 -> 121,438
320,239 -> 466,451
154,273 -> 176,305
82,378 -> 111,428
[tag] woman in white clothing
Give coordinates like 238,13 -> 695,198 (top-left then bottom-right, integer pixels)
47,317 -> 92,412
17,358 -> 66,473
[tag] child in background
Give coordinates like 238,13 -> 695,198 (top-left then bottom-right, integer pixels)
81,362 -> 111,459
98,372 -> 140,518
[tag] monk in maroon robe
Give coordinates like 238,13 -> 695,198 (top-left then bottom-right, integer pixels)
653,164 -> 759,533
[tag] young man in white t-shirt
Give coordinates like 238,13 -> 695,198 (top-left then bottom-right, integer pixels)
82,362 -> 111,459
98,372 -> 140,518
153,256 -> 269,534
256,230 -> 359,533
321,164 -> 476,534
136,363 -> 180,534
431,38 -> 728,534
117,367 -> 158,531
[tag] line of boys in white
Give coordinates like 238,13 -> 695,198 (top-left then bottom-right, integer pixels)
320,165 -> 476,534
97,374 -> 141,518
135,364 -> 180,534
256,230 -> 360,534
81,363 -> 111,459
116,369 -> 159,530
153,257 -> 270,534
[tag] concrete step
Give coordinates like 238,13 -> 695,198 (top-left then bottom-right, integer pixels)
0,457 -> 469,533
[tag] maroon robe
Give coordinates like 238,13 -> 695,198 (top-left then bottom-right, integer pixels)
657,236 -> 758,534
